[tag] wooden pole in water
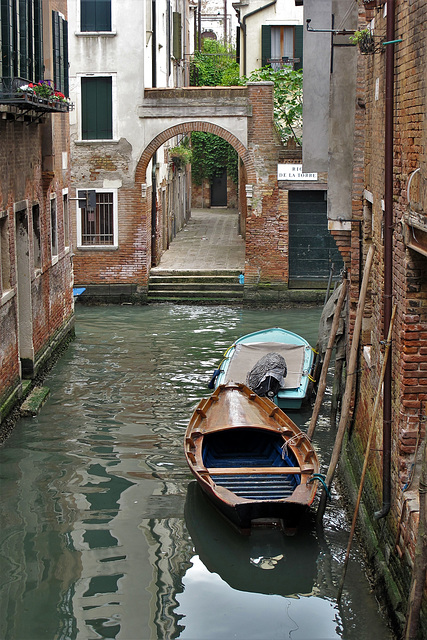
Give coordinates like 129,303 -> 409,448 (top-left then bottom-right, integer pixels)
337,304 -> 396,602
307,278 -> 348,441
317,244 -> 375,520
404,436 -> 427,640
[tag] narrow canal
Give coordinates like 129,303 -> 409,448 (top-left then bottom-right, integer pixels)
0,304 -> 395,640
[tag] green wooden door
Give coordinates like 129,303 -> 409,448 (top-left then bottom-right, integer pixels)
288,190 -> 343,288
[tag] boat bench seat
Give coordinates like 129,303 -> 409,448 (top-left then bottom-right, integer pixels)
207,466 -> 314,475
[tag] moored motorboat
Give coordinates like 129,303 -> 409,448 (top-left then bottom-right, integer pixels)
209,327 -> 315,409
184,383 -> 319,532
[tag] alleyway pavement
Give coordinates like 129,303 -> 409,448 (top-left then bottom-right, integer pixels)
154,208 -> 245,271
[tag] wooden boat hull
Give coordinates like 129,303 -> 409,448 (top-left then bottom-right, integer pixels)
213,328 -> 315,410
184,383 -> 319,532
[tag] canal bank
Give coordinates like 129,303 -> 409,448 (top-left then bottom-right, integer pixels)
76,209 -> 329,306
0,304 -> 394,640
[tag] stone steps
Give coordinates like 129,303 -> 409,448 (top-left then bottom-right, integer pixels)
147,270 -> 244,304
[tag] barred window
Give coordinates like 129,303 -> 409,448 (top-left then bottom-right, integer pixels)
80,191 -> 114,246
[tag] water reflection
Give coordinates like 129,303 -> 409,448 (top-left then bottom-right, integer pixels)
184,481 -> 319,597
0,304 -> 394,640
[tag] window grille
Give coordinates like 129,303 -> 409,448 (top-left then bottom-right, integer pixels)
80,192 -> 114,246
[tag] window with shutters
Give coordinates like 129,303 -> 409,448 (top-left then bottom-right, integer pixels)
81,76 -> 113,140
80,0 -> 111,32
0,0 -> 43,84
77,190 -> 118,247
261,25 -> 303,71
52,10 -> 69,96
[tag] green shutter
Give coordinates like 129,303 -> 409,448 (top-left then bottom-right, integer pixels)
52,10 -> 68,94
173,11 -> 181,59
1,0 -> 14,78
294,25 -> 303,70
81,0 -> 111,32
19,0 -> 29,78
52,11 -> 60,87
96,0 -> 111,31
34,0 -> 43,81
63,19 -> 68,95
261,24 -> 271,68
82,77 -> 112,140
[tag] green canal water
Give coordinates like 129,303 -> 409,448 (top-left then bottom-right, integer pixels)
0,304 -> 395,640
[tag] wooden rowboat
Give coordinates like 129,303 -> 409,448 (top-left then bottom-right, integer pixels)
184,383 -> 319,532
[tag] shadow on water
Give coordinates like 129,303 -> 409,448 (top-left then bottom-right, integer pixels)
0,304 -> 395,640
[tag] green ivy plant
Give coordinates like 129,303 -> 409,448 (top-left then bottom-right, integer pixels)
191,132 -> 238,185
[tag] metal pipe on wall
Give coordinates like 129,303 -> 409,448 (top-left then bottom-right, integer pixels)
375,0 -> 395,520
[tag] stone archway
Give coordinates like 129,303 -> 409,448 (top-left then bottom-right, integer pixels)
135,120 -> 256,183
135,120 -> 256,274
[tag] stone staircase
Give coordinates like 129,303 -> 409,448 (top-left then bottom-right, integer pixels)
147,269 -> 244,304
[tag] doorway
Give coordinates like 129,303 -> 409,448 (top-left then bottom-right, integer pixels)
211,168 -> 227,207
15,207 -> 34,375
288,190 -> 343,287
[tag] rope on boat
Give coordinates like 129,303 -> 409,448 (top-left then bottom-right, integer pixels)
308,473 -> 332,499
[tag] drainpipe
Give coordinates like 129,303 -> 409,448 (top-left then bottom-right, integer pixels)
198,0 -> 202,51
237,0 -> 277,76
152,0 -> 156,87
375,0 -> 395,520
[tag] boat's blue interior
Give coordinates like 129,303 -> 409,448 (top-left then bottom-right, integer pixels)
203,428 -> 300,489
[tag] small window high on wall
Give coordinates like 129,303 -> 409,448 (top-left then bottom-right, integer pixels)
81,0 -> 111,32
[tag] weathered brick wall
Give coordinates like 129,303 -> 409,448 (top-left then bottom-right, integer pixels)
245,82 -> 287,284
0,0 -> 74,414
346,1 -> 427,631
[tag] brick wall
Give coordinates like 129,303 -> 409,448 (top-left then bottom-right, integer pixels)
345,1 -> 427,631
0,0 -> 74,419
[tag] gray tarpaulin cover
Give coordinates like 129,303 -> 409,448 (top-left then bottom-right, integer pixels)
246,352 -> 288,390
223,342 -> 305,389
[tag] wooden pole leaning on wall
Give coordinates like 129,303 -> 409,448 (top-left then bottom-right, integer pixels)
337,304 -> 397,602
307,278 -> 348,441
317,244 -> 376,520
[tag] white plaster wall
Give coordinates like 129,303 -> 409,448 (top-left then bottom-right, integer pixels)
68,0 -> 148,180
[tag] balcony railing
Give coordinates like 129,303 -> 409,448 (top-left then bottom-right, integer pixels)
267,58 -> 300,71
0,77 -> 73,114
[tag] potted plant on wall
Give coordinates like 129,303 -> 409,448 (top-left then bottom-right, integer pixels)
169,140 -> 192,170
349,29 -> 377,54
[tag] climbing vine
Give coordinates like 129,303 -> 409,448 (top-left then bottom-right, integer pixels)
191,132 -> 238,185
